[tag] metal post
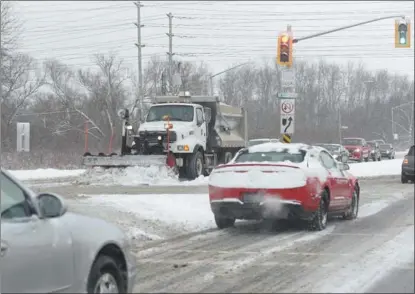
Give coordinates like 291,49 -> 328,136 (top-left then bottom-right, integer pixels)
166,13 -> 174,93
391,107 -> 395,140
134,1 -> 145,121
209,62 -> 250,96
338,108 -> 342,144
293,15 -> 405,44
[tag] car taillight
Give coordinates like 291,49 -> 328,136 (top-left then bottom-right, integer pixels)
403,158 -> 408,164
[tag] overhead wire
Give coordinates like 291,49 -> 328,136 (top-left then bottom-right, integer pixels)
14,1 -> 414,75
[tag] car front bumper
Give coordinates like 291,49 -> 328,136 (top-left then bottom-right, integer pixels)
210,198 -> 315,221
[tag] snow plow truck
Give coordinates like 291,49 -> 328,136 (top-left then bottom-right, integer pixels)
82,91 -> 248,180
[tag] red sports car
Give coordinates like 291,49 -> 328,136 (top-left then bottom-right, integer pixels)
208,143 -> 360,231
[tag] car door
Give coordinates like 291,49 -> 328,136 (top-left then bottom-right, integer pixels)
196,107 -> 207,148
1,172 -> 75,293
319,150 -> 349,211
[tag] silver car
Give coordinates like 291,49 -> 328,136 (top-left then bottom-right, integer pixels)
1,168 -> 137,293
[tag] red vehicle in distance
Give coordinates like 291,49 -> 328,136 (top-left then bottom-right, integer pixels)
342,137 -> 371,162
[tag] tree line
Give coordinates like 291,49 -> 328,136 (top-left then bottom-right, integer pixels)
1,2 -> 413,169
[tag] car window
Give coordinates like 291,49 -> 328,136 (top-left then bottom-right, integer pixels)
1,173 -> 33,219
196,108 -> 204,125
408,146 -> 415,156
234,149 -> 306,163
319,151 -> 337,169
343,138 -> 363,145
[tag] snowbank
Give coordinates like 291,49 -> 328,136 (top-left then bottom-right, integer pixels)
80,192 -> 406,238
348,158 -> 402,178
81,193 -> 215,234
74,166 -> 209,186
8,168 -> 85,181
7,156 -> 403,184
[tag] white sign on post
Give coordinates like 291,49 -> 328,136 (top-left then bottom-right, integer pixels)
280,98 -> 295,135
281,69 -> 295,88
16,122 -> 30,152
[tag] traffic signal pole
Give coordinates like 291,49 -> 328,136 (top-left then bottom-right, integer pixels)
292,15 -> 406,44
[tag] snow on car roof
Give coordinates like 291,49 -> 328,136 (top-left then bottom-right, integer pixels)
249,138 -> 271,141
247,142 -> 311,154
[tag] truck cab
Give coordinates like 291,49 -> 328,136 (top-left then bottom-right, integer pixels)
138,102 -> 209,155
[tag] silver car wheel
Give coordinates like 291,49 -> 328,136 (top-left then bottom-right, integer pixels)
94,273 -> 119,294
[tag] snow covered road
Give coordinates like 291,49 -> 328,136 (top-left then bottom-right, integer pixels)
26,177 -> 414,293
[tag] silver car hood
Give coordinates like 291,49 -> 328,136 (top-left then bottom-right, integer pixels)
62,212 -> 126,244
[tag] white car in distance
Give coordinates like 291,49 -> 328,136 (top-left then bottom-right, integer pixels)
1,168 -> 137,293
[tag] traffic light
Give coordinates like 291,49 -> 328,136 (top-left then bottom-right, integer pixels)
277,32 -> 293,67
395,18 -> 411,48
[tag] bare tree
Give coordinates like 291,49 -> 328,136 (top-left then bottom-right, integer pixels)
0,1 -> 22,56
1,53 -> 46,149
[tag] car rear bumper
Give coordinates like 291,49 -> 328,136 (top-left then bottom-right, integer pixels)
210,198 -> 315,221
402,167 -> 415,177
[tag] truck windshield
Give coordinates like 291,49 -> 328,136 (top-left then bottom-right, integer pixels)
343,139 -> 363,146
146,105 -> 194,122
234,150 -> 306,163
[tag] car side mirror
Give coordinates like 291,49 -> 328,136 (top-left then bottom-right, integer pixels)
37,193 -> 67,218
339,163 -> 350,171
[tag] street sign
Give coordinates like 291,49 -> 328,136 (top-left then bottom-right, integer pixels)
281,69 -> 295,88
16,122 -> 30,152
277,92 -> 298,99
280,98 -> 295,135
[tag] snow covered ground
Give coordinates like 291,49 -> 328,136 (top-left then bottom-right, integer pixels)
348,158 -> 403,178
8,168 -> 85,180
8,150 -> 408,184
78,190 -> 411,240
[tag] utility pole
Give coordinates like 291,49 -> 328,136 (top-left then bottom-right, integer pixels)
134,1 -> 145,121
166,13 -> 174,94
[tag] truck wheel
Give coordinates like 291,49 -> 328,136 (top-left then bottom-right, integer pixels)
308,190 -> 328,231
377,155 -> 381,161
214,215 -> 235,229
364,156 -> 369,162
187,151 -> 204,180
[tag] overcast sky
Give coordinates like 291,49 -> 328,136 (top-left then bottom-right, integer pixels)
15,1 -> 415,79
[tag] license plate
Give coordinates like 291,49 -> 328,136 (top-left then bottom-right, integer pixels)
242,192 -> 264,204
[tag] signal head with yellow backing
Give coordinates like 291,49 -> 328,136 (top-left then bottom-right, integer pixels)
395,18 -> 411,48
277,32 -> 293,67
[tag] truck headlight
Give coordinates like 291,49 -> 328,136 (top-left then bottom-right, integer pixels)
177,145 -> 190,151
355,148 -> 360,153
158,136 -> 162,141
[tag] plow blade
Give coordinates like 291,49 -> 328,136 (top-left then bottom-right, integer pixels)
82,155 -> 168,168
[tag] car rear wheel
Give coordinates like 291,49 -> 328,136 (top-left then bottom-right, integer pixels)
214,215 -> 235,229
87,255 -> 126,294
401,174 -> 409,184
343,188 -> 359,220
308,191 -> 328,231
